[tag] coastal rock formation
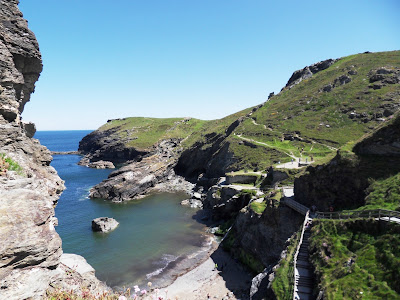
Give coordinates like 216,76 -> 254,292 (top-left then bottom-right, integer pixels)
0,2 -> 107,298
87,160 -> 115,169
90,139 -> 183,201
92,217 -> 119,233
78,124 -> 148,164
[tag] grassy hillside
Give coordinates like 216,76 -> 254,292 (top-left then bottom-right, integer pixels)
97,117 -> 208,150
86,51 -> 400,173
310,219 -> 400,300
229,50 -> 400,167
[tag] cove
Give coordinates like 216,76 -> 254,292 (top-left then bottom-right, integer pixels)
35,131 -> 207,289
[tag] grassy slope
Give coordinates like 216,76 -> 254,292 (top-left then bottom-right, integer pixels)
361,173 -> 400,211
96,107 -> 253,152
98,117 -> 208,150
309,219 -> 400,300
230,51 -> 400,167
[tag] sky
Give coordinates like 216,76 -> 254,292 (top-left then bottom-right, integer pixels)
19,0 -> 400,130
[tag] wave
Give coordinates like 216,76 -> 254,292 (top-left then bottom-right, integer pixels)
145,254 -> 179,279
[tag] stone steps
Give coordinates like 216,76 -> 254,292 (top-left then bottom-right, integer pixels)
294,224 -> 314,300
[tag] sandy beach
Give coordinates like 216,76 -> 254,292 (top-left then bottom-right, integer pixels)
145,247 -> 253,300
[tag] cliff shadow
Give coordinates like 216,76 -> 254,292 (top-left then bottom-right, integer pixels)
209,246 -> 253,299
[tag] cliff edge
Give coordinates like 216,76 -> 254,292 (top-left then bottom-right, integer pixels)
0,1 -> 107,299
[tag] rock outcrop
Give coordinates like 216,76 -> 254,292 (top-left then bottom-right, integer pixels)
0,2 -> 107,298
89,139 -> 185,201
284,58 -> 338,90
92,217 -> 119,233
78,125 -> 148,164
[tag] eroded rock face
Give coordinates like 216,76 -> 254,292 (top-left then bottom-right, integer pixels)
90,139 -> 184,201
0,2 -> 108,298
78,126 -> 148,164
229,205 -> 303,268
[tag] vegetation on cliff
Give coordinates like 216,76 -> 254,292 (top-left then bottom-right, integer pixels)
309,219 -> 400,299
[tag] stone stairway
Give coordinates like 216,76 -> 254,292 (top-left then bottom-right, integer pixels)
294,222 -> 314,300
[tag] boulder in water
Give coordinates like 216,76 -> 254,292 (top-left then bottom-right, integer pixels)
92,217 -> 119,233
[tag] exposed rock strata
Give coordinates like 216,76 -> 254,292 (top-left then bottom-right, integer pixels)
89,139 -> 186,201
0,2 -> 107,298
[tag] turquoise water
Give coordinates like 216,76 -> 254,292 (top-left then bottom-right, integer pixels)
34,131 -> 206,289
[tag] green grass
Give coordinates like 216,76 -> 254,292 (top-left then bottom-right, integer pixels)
232,51 -> 400,168
359,174 -> 400,211
309,219 -> 400,300
0,153 -> 23,175
271,230 -> 301,300
98,117 -> 209,150
250,200 -> 267,214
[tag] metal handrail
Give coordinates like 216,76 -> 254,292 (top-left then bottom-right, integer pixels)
293,210 -> 310,300
315,209 -> 400,222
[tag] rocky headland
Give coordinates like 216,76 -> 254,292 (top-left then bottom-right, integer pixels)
78,50 -> 400,298
0,1 -> 108,298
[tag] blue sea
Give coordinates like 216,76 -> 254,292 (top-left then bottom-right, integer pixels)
34,131 -> 206,290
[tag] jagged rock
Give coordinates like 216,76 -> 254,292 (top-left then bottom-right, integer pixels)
87,160 -> 115,169
354,114 -> 400,156
225,205 -> 303,280
285,58 -> 338,90
204,185 -> 254,219
92,217 -> 119,233
0,2 -> 108,298
21,121 -> 36,138
89,139 -> 182,201
333,74 -> 351,86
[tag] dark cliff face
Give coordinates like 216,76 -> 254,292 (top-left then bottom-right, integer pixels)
295,114 -> 400,211
176,134 -> 235,181
78,127 -> 148,164
353,113 -> 400,156
294,153 -> 369,211
225,205 -> 303,270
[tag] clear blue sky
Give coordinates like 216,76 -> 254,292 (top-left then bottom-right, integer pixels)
19,0 -> 400,130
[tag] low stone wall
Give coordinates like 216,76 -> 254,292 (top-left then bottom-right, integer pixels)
226,174 -> 258,185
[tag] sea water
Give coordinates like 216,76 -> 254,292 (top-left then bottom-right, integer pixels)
35,131 -> 207,289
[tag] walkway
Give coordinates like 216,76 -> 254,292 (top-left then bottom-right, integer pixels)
282,193 -> 400,300
294,215 -> 314,300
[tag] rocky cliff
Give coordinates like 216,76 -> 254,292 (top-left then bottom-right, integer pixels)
89,139 -> 190,201
0,2 -> 107,298
295,113 -> 400,211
